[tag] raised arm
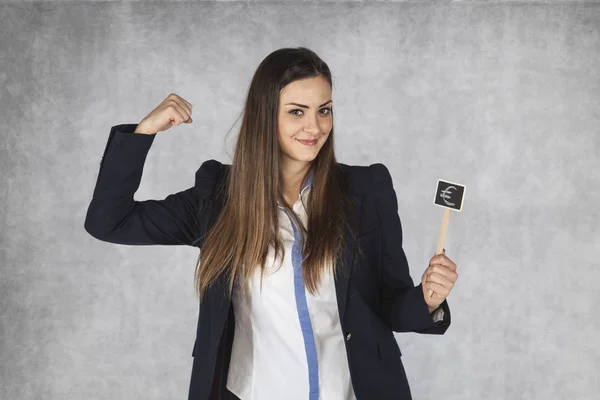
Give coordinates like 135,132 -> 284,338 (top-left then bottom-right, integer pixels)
85,124 -> 222,246
84,93 -> 223,246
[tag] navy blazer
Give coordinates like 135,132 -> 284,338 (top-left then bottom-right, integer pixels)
85,124 -> 451,400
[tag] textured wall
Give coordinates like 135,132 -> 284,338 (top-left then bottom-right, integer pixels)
1,1 -> 599,399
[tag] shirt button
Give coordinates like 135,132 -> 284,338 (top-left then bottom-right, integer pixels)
345,332 -> 352,341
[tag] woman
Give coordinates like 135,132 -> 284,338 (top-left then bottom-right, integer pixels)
85,47 -> 458,400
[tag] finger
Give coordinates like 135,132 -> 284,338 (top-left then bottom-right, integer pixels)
424,283 -> 443,301
426,272 -> 455,288
428,265 -> 458,281
166,94 -> 192,114
424,281 -> 449,297
177,98 -> 192,117
167,97 -> 192,120
179,97 -> 193,110
431,255 -> 457,271
426,263 -> 448,277
423,283 -> 437,298
432,254 -> 450,265
168,106 -> 187,125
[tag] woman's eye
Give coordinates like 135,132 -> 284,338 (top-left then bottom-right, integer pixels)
290,107 -> 332,116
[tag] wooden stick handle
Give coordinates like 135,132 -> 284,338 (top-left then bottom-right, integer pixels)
428,208 -> 450,298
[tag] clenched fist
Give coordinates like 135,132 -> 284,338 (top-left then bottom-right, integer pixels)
134,93 -> 193,135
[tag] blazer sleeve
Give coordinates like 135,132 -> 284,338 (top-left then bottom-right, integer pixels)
369,163 -> 451,334
84,123 -> 220,246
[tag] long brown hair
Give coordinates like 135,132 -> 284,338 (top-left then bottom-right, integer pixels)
194,47 -> 361,299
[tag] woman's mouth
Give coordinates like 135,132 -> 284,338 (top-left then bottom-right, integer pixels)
297,139 -> 318,146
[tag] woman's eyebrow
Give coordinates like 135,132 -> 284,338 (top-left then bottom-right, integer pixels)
284,100 -> 333,109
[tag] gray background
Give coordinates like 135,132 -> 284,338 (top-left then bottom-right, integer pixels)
1,0 -> 599,399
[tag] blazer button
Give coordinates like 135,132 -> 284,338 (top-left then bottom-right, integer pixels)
345,332 -> 352,341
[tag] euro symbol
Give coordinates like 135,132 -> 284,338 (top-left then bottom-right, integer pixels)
439,186 -> 457,207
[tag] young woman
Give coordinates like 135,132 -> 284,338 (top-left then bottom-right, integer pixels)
85,47 -> 458,400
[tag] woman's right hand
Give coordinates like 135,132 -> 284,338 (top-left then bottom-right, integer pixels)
134,93 -> 193,135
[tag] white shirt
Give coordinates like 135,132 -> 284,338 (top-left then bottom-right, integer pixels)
226,172 -> 356,400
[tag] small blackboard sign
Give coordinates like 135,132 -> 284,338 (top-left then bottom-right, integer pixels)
433,179 -> 465,212
427,178 -> 466,299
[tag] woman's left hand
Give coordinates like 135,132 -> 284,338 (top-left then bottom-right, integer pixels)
421,249 -> 458,311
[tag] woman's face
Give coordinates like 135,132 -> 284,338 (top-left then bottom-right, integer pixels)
277,76 -> 333,168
